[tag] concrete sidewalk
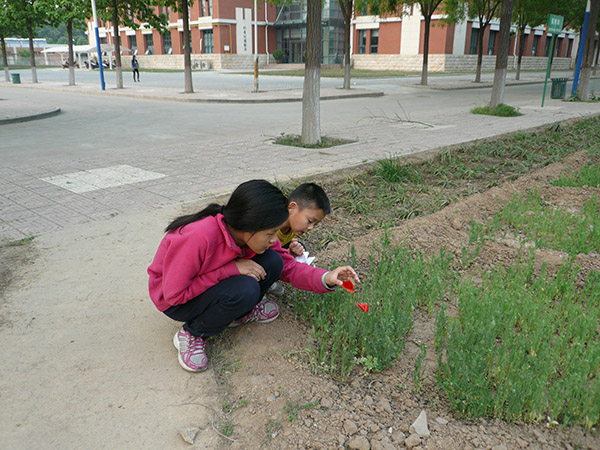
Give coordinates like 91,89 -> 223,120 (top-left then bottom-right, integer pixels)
1,69 -> 599,242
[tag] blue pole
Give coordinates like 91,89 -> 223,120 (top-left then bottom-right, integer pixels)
91,0 -> 105,91
94,27 -> 106,90
572,0 -> 591,96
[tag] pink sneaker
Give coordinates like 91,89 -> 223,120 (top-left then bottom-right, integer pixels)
229,298 -> 280,327
173,327 -> 208,372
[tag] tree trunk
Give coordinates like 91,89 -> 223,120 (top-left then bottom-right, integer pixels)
593,37 -> 600,75
475,22 -> 485,82
516,28 -> 525,80
182,0 -> 194,93
579,0 -> 600,100
1,32 -> 9,82
340,0 -> 352,89
421,16 -> 431,86
67,20 -> 75,85
27,25 -> 38,83
490,0 -> 513,109
301,0 -> 322,145
111,0 -> 123,89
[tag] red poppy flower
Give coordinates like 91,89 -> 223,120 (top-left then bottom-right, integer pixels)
341,280 -> 355,293
356,303 -> 369,312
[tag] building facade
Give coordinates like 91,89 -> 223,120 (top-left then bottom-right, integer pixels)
87,2 -> 579,71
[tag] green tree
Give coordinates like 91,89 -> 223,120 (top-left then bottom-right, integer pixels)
338,0 -> 353,89
365,1 -> 445,85
445,0 -> 501,82
7,0 -> 51,83
1,0 -> 19,81
512,0 -> 549,80
161,0 -> 194,93
46,0 -> 92,85
96,0 -> 167,89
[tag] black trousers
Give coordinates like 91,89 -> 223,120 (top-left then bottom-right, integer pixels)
132,68 -> 139,80
163,249 -> 283,339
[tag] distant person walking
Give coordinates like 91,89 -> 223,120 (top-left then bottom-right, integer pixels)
132,56 -> 140,82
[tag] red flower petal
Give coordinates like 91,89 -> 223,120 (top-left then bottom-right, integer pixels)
342,280 -> 355,293
356,303 -> 369,312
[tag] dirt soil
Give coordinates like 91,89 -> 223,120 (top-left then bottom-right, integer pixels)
1,151 -> 599,449
215,150 -> 600,450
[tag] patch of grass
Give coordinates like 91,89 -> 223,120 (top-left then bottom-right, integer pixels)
283,393 -> 319,422
471,104 -> 522,117
436,257 -> 600,429
1,236 -> 35,247
218,421 -> 235,436
274,133 -> 355,149
291,235 -> 455,380
500,190 -> 600,255
551,162 -> 600,188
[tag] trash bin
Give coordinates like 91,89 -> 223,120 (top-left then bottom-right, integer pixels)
11,73 -> 21,84
550,77 -> 568,99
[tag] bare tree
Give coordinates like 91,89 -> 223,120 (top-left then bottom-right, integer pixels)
578,0 -> 600,99
490,0 -> 514,108
302,0 -> 322,144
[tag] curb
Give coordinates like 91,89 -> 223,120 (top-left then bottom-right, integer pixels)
0,107 -> 61,125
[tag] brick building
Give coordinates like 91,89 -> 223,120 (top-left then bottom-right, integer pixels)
87,2 -> 579,71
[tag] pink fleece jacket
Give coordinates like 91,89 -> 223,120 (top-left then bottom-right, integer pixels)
148,214 -> 331,312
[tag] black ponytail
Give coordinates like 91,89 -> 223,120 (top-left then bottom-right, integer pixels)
165,180 -> 288,233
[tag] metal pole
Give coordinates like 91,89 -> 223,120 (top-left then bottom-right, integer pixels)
541,33 -> 556,107
572,0 -> 591,96
91,0 -> 105,90
253,0 -> 259,92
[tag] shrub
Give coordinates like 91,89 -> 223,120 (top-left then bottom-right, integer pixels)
273,49 -> 284,62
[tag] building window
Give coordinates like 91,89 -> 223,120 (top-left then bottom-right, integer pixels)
487,30 -> 496,55
200,0 -> 205,17
469,28 -> 478,55
207,0 -> 212,16
358,30 -> 366,54
556,37 -> 563,56
544,36 -> 551,56
370,29 -> 378,54
145,34 -> 154,54
567,38 -> 573,57
129,35 -> 137,55
203,30 -> 214,53
532,35 -> 539,56
162,32 -> 172,54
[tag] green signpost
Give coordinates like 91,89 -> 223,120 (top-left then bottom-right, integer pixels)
541,14 -> 564,107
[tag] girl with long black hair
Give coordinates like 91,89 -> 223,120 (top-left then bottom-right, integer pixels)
148,179 -> 359,372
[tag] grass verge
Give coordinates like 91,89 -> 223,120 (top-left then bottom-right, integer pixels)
471,104 -> 522,117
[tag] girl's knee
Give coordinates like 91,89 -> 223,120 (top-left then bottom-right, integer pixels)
259,249 -> 283,277
223,276 -> 260,311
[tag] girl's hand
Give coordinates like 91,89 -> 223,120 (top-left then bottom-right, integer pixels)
324,266 -> 360,288
235,259 -> 266,281
289,239 -> 304,258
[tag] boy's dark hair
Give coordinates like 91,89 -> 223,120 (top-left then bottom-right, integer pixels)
288,183 -> 331,215
166,179 -> 288,233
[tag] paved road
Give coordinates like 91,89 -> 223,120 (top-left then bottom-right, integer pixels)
1,69 -> 598,241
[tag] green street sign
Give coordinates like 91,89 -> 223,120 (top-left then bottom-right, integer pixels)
547,14 -> 564,34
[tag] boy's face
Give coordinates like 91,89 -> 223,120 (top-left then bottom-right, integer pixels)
288,202 -> 326,237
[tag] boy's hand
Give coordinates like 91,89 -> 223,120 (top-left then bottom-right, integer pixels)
289,239 -> 304,258
325,266 -> 360,288
235,259 -> 266,281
